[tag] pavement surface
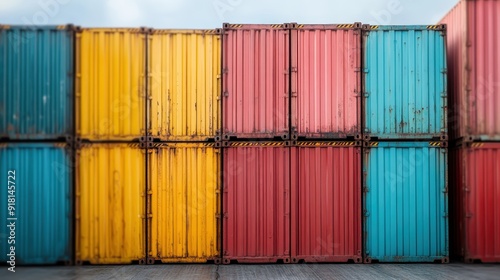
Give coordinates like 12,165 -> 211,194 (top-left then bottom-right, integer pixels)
1,263 -> 499,279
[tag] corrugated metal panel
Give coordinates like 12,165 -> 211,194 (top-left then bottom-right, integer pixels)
441,0 -> 500,140
451,143 -> 500,263
148,143 -> 220,263
0,143 -> 71,264
76,28 -> 146,141
363,141 -> 448,263
223,142 -> 290,263
440,1 -> 467,140
0,25 -> 74,140
76,143 -> 145,264
291,142 -> 362,263
291,24 -> 361,139
149,30 -> 221,141
466,0 -> 500,140
363,26 -> 447,140
222,24 -> 290,140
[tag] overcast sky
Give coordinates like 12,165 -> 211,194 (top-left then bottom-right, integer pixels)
0,0 -> 458,28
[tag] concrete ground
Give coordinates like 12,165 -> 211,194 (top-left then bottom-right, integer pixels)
1,263 -> 499,280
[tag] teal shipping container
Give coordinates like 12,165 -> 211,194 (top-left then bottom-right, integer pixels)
0,143 -> 72,265
0,25 -> 74,140
363,141 -> 448,263
363,25 -> 447,140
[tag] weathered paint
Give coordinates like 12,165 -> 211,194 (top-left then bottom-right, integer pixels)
363,25 -> 447,140
76,28 -> 146,140
450,143 -> 500,263
363,141 -> 448,263
291,24 -> 361,139
223,142 -> 290,263
291,142 -> 362,263
149,30 -> 221,141
440,0 -> 500,140
0,143 -> 72,264
76,143 -> 145,264
0,25 -> 74,140
222,24 -> 290,140
148,143 -> 220,263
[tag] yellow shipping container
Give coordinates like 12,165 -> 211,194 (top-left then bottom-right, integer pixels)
76,28 -> 146,141
149,30 -> 221,141
76,143 -> 146,264
148,143 -> 221,263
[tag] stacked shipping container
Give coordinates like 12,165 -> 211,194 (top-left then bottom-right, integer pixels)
147,29 -> 222,264
74,28 -> 223,264
0,25 -> 75,265
221,23 -> 365,264
221,24 -> 291,263
441,0 -> 500,263
2,4 -> 495,264
74,28 -> 148,264
362,25 -> 449,263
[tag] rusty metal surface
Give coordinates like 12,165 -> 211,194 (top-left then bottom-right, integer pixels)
291,24 -> 361,139
223,142 -> 290,263
222,24 -> 290,140
363,26 -> 447,140
291,142 -> 362,263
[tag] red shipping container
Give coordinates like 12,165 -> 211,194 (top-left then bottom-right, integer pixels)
223,142 -> 290,263
290,24 -> 362,140
222,24 -> 290,140
440,0 -> 500,141
291,142 -> 362,263
450,142 -> 500,263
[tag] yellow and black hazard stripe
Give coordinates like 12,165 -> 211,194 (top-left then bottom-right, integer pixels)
203,29 -> 221,34
368,25 -> 379,30
295,141 -> 356,147
367,142 -> 379,147
429,141 -> 442,147
0,25 -> 11,30
427,25 -> 442,30
337,24 -> 354,29
53,143 -> 67,148
227,141 -> 286,147
295,24 -> 304,28
270,24 -> 283,28
128,143 -> 142,148
228,24 -> 243,28
203,142 -> 217,147
470,143 -> 484,148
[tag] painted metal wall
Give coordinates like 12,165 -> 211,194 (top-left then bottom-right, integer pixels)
148,143 -> 220,263
223,142 -> 290,263
76,28 -> 146,141
440,0 -> 500,140
76,144 -> 145,264
363,26 -> 447,140
0,25 -> 74,140
0,143 -> 72,264
149,30 -> 221,141
363,142 -> 448,263
222,24 -> 290,140
291,142 -> 362,263
291,24 -> 361,139
450,143 -> 500,263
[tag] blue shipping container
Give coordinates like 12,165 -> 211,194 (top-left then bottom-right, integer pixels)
363,141 -> 448,263
0,25 -> 74,140
363,25 -> 447,140
0,143 -> 72,265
